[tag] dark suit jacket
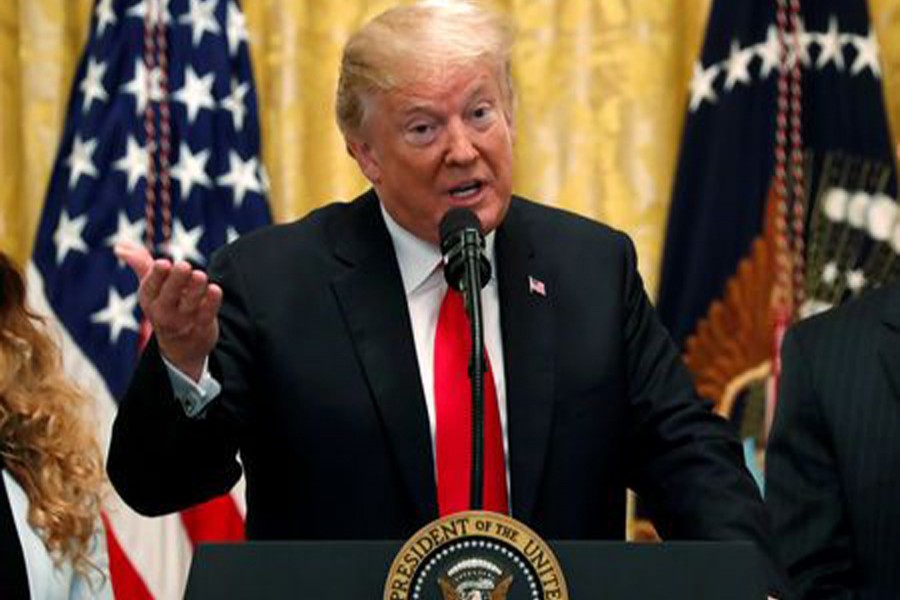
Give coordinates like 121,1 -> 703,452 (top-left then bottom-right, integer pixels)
767,281 -> 900,599
109,191 -> 780,580
0,464 -> 30,600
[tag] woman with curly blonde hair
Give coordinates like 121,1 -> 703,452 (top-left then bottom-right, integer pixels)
0,252 -> 111,599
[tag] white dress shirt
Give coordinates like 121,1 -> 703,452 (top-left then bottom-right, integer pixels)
2,471 -> 112,600
379,204 -> 510,471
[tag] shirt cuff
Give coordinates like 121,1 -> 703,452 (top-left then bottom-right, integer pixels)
161,355 -> 222,418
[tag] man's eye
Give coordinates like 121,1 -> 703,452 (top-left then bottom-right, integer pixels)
404,123 -> 437,144
472,105 -> 495,126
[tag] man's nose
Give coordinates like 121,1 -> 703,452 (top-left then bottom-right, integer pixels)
444,120 -> 478,166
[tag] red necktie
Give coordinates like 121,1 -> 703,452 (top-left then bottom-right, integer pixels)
434,288 -> 508,515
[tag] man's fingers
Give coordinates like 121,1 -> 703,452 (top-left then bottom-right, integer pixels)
195,283 -> 223,325
140,259 -> 173,306
134,254 -> 220,349
156,261 -> 194,312
114,242 -> 153,279
177,270 -> 209,313
168,284 -> 221,338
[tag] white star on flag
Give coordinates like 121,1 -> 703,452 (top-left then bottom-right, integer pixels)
105,212 -> 146,251
95,0 -> 116,36
816,17 -> 846,71
218,150 -> 262,207
723,40 -> 753,91
53,210 -> 89,265
756,26 -> 782,79
786,18 -> 813,69
172,143 -> 213,199
126,0 -> 172,24
226,1 -> 250,56
689,62 -> 719,112
174,66 -> 216,124
91,287 -> 139,344
849,29 -> 881,77
221,80 -> 249,131
80,58 -> 109,113
122,59 -> 163,116
180,0 -> 222,47
65,134 -> 99,189
114,135 -> 148,193
165,220 -> 206,264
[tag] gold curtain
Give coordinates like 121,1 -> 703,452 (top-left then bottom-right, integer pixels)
1,0 -> 898,296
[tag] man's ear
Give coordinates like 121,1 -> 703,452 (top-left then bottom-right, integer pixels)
346,137 -> 382,185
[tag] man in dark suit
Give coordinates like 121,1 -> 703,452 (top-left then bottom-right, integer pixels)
767,280 -> 900,599
109,0 -> 784,591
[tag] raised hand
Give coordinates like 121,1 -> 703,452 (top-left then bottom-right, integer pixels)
115,242 -> 223,382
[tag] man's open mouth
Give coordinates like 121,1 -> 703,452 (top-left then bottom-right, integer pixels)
449,181 -> 483,198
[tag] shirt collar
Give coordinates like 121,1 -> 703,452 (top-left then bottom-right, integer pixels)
379,202 -> 496,295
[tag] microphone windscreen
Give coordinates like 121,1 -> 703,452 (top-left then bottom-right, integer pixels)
439,207 -> 482,247
439,207 -> 490,291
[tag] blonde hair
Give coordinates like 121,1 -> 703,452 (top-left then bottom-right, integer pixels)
0,253 -> 104,577
336,0 -> 516,136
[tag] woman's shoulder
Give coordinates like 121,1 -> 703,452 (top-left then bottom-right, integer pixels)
2,471 -> 112,600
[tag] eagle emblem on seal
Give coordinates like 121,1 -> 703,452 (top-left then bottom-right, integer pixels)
437,558 -> 514,600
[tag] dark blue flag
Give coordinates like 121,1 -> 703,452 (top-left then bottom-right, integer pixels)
657,0 -> 897,349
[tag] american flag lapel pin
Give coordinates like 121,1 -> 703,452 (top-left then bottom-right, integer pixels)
528,275 -> 546,297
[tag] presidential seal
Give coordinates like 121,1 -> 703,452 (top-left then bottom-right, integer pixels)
384,511 -> 568,600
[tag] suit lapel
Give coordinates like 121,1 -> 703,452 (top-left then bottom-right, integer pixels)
879,282 -> 900,400
330,191 -> 438,523
496,201 -> 555,523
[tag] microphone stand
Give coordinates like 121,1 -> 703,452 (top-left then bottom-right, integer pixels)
459,229 -> 486,511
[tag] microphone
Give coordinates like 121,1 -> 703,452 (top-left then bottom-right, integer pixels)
438,207 -> 490,511
439,208 -> 491,294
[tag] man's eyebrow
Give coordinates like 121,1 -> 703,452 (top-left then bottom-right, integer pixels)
469,83 -> 489,97
466,86 -> 500,110
399,103 -> 438,117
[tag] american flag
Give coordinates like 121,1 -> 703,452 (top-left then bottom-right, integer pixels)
27,0 -> 270,597
528,275 -> 546,297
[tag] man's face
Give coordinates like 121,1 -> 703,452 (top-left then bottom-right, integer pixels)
348,62 -> 514,244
